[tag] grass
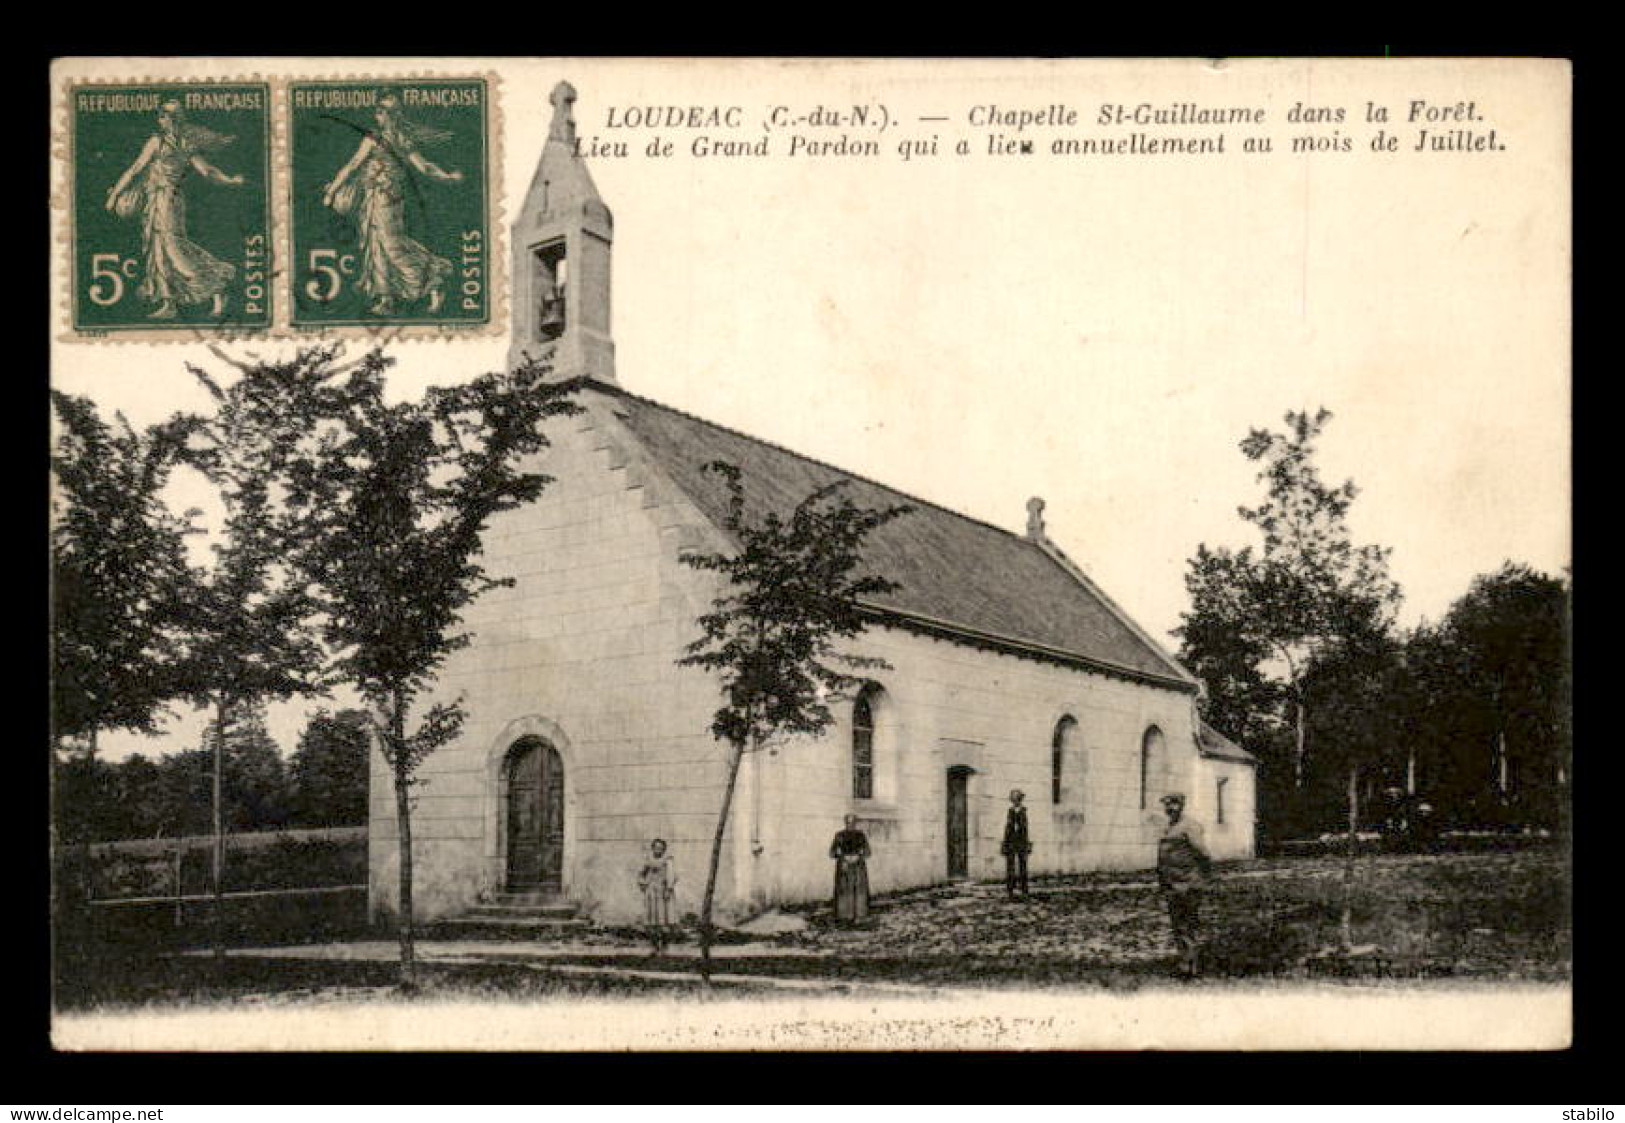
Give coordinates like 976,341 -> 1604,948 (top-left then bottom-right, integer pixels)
55,956 -> 718,1013
64,828 -> 368,901
54,846 -> 1570,1011
84,825 -> 366,861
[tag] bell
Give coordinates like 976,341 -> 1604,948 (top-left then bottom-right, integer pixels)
538,288 -> 566,340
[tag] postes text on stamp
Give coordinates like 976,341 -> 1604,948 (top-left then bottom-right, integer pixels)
71,84 -> 273,334
289,79 -> 492,331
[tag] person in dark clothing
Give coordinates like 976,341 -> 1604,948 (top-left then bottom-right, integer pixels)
1157,792 -> 1213,977
829,814 -> 872,924
1002,789 -> 1032,897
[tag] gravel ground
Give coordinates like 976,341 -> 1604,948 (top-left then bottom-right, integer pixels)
56,847 -> 1570,1008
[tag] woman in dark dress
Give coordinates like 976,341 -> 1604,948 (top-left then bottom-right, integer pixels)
830,813 -> 872,924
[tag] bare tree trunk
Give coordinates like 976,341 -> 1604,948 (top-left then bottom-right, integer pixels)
699,738 -> 746,984
83,728 -> 99,894
1292,693 -> 1308,791
70,730 -> 99,923
1341,760 -> 1358,949
212,697 -> 227,962
1496,729 -> 1509,799
1490,680 -> 1507,809
53,730 -> 95,971
390,694 -> 417,992
49,735 -> 63,914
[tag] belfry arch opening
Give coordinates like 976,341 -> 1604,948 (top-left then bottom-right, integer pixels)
533,241 -> 567,343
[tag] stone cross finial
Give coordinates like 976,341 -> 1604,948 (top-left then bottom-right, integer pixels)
1026,496 -> 1046,540
549,81 -> 578,144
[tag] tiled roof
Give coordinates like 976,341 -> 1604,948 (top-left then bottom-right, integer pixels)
1197,721 -> 1257,765
599,383 -> 1195,690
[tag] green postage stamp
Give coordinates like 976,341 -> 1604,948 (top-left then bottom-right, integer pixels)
69,83 -> 273,334
289,79 -> 493,331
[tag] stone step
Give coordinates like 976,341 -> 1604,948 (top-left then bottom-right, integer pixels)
427,914 -> 591,940
440,913 -> 589,929
467,903 -> 579,920
494,891 -> 567,907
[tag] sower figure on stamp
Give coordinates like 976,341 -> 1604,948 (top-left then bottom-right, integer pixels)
105,100 -> 244,320
1002,789 -> 1032,898
637,838 -> 677,956
1157,792 -> 1213,978
321,92 -> 461,316
829,814 -> 871,926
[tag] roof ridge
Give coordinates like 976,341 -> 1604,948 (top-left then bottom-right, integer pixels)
591,379 -> 1047,549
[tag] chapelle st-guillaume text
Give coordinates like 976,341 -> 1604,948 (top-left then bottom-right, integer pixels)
578,99 -> 1506,160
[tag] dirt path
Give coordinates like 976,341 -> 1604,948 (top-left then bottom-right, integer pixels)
189,939 -> 971,998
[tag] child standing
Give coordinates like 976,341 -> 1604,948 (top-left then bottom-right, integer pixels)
638,838 -> 677,955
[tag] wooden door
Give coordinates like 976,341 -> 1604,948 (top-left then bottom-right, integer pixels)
506,741 -> 565,892
538,745 -> 565,891
946,767 -> 969,879
506,743 -> 542,891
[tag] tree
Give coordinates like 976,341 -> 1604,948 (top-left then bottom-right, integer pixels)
53,751 -> 120,845
153,748 -> 217,839
1393,620 -> 1468,809
176,354 -> 333,956
276,349 -> 578,989
289,709 -> 373,827
1299,618 -> 1406,944
93,712 -> 290,844
1175,544 -> 1288,757
112,753 -> 167,839
1175,409 -> 1402,839
676,462 -> 910,976
50,392 -> 199,914
1436,563 -> 1570,829
198,702 -> 292,831
50,391 -> 198,751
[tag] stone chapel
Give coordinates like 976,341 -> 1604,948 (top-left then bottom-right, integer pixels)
367,83 -> 1257,926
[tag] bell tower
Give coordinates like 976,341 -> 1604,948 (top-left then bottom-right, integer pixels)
508,81 -> 616,384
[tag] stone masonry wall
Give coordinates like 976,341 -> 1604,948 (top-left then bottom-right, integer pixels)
1189,755 -> 1258,862
369,391 -> 1256,924
369,391 -> 743,926
739,630 -> 1220,910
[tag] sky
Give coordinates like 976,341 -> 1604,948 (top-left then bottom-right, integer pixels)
51,58 -> 1571,761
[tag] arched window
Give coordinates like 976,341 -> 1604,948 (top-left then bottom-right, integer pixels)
852,690 -> 875,799
1140,725 -> 1166,810
1052,715 -> 1078,805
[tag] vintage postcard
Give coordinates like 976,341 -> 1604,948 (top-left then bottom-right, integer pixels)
48,56 -> 1572,1053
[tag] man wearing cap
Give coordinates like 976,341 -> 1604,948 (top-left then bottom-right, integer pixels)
1157,792 -> 1213,977
1002,789 -> 1032,898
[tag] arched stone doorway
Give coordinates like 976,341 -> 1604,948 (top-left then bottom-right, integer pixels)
504,737 -> 565,893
